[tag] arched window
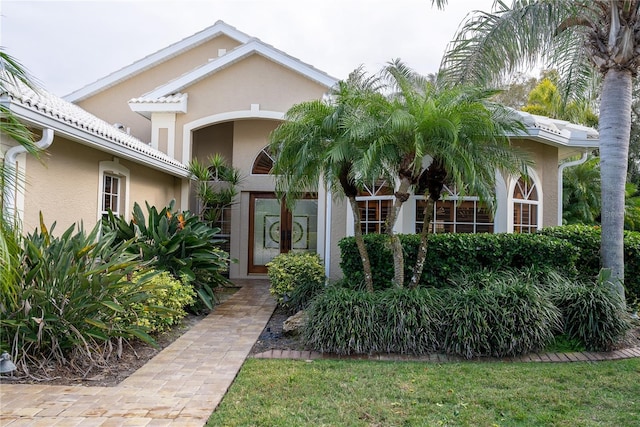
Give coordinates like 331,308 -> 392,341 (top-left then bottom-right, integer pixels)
513,176 -> 539,233
356,180 -> 394,234
415,185 -> 494,233
252,146 -> 274,174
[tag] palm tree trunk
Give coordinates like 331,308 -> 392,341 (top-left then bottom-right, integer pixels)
409,196 -> 435,288
348,196 -> 375,292
384,178 -> 412,288
599,68 -> 631,302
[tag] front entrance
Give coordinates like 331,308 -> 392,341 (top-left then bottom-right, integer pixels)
248,193 -> 318,273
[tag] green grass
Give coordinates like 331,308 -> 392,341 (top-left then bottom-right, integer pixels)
208,358 -> 640,426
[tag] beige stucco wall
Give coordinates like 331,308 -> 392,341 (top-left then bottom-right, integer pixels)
513,139 -> 559,228
75,35 -> 243,142
175,54 -> 330,163
22,136 -> 181,233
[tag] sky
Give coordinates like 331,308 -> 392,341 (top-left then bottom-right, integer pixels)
0,0 -> 497,97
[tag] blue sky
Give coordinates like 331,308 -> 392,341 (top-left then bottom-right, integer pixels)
1,0 -> 496,96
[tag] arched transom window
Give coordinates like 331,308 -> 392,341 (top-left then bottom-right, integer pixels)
252,146 -> 274,174
513,176 -> 539,233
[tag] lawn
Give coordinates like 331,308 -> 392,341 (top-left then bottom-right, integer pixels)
208,358 -> 640,426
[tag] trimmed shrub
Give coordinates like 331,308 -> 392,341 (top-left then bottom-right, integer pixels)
129,271 -> 196,333
540,225 -> 640,303
440,279 -> 561,359
304,286 -> 381,355
267,252 -> 325,312
552,271 -> 630,351
377,288 -> 443,354
339,233 -> 579,289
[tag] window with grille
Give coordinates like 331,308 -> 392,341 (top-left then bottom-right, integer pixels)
356,180 -> 394,234
415,185 -> 494,234
102,174 -> 120,217
513,176 -> 539,233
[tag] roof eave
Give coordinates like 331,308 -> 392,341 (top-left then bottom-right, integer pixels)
4,100 -> 189,178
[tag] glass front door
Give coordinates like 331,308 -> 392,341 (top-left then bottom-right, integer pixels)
248,193 -> 317,273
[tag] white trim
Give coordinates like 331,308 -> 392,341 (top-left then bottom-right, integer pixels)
98,159 -> 130,222
64,21 -> 253,102
507,168 -> 543,233
558,151 -> 589,225
143,40 -> 337,100
182,110 -> 284,163
151,112 -> 177,158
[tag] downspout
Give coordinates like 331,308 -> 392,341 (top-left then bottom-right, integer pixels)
3,128 -> 55,221
324,189 -> 332,279
557,150 -> 589,225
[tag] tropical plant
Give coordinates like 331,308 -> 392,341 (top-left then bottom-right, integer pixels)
188,153 -> 242,228
562,156 -> 601,225
102,201 -> 231,311
361,60 -> 529,287
266,252 -> 325,312
0,215 -> 158,374
439,0 -> 640,301
0,50 -> 42,312
269,68 -> 385,292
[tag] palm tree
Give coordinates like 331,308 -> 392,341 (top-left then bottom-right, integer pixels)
360,60 -> 529,287
269,68 -> 383,292
0,50 -> 41,308
563,156 -> 601,225
439,0 -> 637,300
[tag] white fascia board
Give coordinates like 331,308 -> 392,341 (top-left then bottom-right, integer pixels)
510,127 -> 599,149
7,102 -> 190,178
129,97 -> 188,120
64,21 -> 252,103
143,40 -> 338,99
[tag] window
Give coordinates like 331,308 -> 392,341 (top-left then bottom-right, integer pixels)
252,146 -> 274,174
98,160 -> 129,222
356,180 -> 394,234
513,176 -> 539,233
415,185 -> 494,234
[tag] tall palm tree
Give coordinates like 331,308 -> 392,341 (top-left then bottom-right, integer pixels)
1,50 -> 40,308
269,68 -> 383,292
439,0 -> 637,300
360,60 -> 529,287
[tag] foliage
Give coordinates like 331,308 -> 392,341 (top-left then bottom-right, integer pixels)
188,153 -> 242,228
266,252 -> 325,312
539,225 -> 640,303
102,200 -> 231,312
269,67 -> 383,292
0,215 -> 158,371
339,233 -> 578,290
441,273 -> 561,358
562,156 -> 601,225
128,271 -> 196,333
440,0 -> 640,300
551,270 -> 630,351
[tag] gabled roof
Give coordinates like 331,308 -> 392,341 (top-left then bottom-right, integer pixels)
1,79 -> 189,177
64,21 -> 253,103
137,38 -> 338,102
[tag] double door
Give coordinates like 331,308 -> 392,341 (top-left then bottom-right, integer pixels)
248,193 -> 317,273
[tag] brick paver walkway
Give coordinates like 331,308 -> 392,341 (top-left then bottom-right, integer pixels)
0,280 -> 275,427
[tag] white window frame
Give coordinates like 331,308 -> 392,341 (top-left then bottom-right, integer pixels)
97,159 -> 130,222
507,169 -> 542,233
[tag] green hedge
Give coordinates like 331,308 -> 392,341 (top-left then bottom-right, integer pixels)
339,233 -> 579,290
304,270 -> 628,357
539,225 -> 640,303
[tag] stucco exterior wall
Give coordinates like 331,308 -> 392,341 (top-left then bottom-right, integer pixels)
513,139 -> 559,228
75,35 -> 242,142
22,136 -> 181,233
175,54 -> 329,163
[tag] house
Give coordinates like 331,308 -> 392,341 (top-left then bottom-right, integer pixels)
0,21 -> 599,281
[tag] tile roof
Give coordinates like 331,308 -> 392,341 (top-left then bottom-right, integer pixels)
1,75 -> 188,174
